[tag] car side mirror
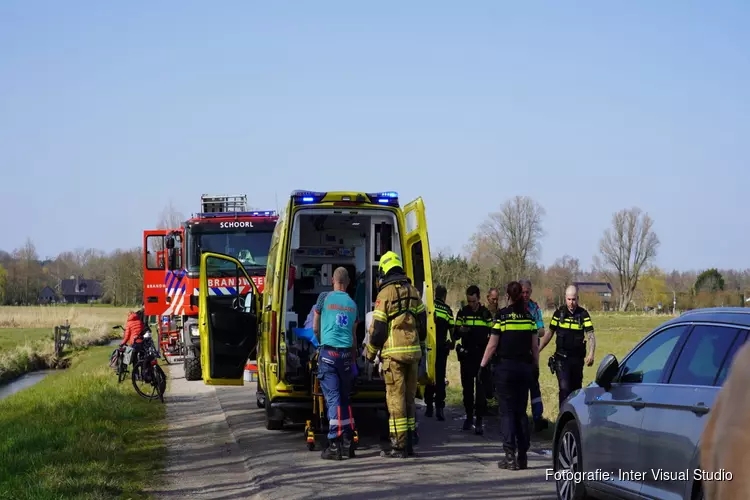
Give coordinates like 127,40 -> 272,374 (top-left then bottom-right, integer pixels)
595,354 -> 619,391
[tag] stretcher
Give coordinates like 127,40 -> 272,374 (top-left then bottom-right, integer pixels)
304,350 -> 360,451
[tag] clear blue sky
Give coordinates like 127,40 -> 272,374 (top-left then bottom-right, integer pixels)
1,1 -> 748,272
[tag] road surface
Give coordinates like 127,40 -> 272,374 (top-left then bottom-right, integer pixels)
149,363 -> 557,500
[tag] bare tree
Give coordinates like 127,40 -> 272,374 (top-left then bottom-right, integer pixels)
596,207 -> 660,311
474,196 -> 545,280
547,255 -> 581,306
157,200 -> 186,230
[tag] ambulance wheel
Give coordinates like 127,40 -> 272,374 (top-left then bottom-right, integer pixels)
184,356 -> 201,381
264,397 -> 283,430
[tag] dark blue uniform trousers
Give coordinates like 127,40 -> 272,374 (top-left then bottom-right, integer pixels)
318,347 -> 355,441
494,359 -> 533,455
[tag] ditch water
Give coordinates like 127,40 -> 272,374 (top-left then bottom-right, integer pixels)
0,370 -> 54,402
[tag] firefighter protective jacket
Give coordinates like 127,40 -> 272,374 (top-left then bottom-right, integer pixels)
366,271 -> 427,363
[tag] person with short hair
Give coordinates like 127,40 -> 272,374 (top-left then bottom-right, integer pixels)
313,266 -> 359,460
455,285 -> 493,434
487,288 -> 500,319
424,284 -> 454,421
519,278 -> 547,431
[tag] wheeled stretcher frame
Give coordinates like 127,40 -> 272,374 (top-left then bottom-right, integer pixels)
304,350 -> 360,451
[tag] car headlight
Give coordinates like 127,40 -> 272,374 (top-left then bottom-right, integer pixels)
189,324 -> 199,337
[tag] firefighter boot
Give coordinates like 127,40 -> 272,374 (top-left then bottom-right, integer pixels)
436,407 -> 445,421
498,451 -> 518,470
406,431 -> 417,457
321,437 -> 342,461
380,437 -> 407,459
474,417 -> 484,435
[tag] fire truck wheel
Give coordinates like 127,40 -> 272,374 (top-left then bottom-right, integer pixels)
184,357 -> 201,381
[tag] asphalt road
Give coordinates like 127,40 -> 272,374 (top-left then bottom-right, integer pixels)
150,363 -> 557,500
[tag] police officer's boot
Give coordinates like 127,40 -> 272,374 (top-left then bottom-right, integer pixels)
321,437 -> 342,460
436,407 -> 445,421
517,452 -> 528,470
425,404 -> 434,417
498,451 -> 518,470
462,412 -> 472,430
474,417 -> 484,435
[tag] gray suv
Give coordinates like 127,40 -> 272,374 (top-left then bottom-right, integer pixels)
552,307 -> 747,500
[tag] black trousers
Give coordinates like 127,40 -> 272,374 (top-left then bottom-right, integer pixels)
494,359 -> 533,455
460,351 -> 487,419
424,348 -> 449,409
555,355 -> 584,407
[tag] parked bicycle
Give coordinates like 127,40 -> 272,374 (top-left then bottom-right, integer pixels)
109,326 -> 129,383
111,324 -> 167,402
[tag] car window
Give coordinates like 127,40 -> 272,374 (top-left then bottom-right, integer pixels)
618,325 -> 689,384
715,330 -> 747,386
668,325 -> 739,387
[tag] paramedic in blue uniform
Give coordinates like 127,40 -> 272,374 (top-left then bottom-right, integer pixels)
313,267 -> 359,460
479,281 -> 539,471
520,278 -> 547,431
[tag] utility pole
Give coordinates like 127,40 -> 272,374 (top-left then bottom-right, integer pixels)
672,290 -> 676,314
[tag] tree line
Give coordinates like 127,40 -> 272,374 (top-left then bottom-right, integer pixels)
1,197 -> 747,311
432,196 -> 749,312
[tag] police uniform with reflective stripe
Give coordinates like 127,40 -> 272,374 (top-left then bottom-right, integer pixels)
424,299 -> 454,413
549,305 -> 594,407
455,304 -> 493,425
491,306 -> 538,467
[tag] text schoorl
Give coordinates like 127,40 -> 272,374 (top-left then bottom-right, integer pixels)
219,221 -> 253,229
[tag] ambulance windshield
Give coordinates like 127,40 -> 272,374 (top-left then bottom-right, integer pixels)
188,229 -> 273,273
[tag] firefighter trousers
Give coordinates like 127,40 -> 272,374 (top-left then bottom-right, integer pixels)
381,357 -> 418,450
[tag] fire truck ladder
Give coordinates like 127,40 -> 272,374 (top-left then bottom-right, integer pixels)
200,194 -> 248,214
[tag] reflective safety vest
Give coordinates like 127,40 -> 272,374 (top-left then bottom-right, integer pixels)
550,306 -> 594,358
368,276 -> 426,363
455,304 -> 493,352
491,307 -> 537,363
434,299 -> 455,348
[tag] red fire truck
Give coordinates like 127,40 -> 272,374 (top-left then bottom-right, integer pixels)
143,194 -> 279,380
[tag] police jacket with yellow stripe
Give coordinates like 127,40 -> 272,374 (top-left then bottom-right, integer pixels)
491,306 -> 538,364
434,299 -> 455,350
550,305 -> 594,358
366,271 -> 427,363
455,304 -> 493,353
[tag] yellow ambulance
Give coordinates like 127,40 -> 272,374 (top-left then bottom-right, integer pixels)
196,190 -> 436,431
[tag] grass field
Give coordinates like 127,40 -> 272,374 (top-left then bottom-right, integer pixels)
0,345 -> 167,500
445,312 -> 673,425
0,306 -> 132,383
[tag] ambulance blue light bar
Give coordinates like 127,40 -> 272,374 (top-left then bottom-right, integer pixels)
292,190 -> 327,204
197,211 -> 277,218
367,191 -> 399,206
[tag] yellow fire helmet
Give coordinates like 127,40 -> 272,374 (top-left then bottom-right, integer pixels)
378,251 -> 403,276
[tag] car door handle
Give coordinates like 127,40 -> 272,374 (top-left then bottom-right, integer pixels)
691,402 -> 710,415
627,398 -> 645,409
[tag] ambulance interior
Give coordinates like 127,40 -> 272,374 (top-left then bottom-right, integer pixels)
283,210 -> 401,390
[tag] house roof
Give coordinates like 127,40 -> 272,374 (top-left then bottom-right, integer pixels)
39,286 -> 58,298
574,281 -> 613,294
60,279 -> 104,297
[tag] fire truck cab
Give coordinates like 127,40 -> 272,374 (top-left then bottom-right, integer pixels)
142,194 -> 279,380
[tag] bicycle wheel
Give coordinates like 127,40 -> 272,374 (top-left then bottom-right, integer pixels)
153,364 -> 167,403
117,356 -> 128,383
132,363 -> 160,400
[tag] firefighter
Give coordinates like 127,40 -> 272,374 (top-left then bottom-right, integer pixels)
519,278 -> 547,431
455,285 -> 493,434
540,285 -> 596,407
479,281 -> 539,470
424,284 -> 454,421
365,251 -> 427,458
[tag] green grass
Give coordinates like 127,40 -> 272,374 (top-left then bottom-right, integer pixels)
0,328 -> 53,350
445,312 -> 673,431
0,345 -> 167,499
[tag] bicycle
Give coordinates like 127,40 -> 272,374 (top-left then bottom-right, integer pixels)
109,325 -> 129,383
130,328 -> 167,403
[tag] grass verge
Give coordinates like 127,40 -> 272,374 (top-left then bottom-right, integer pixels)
0,345 -> 167,500
0,306 -> 131,384
445,312 -> 672,435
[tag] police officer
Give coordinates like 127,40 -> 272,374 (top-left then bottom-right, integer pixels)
519,278 -> 547,431
366,251 -> 427,458
479,281 -> 539,470
424,284 -> 454,421
455,285 -> 493,435
539,285 -> 596,407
